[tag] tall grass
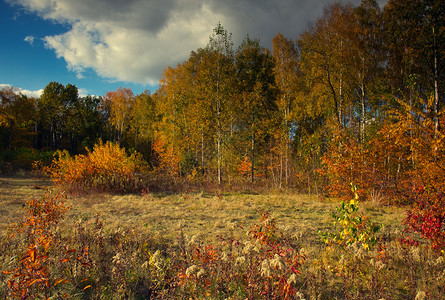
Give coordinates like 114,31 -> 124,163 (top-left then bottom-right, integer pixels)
1,189 -> 444,299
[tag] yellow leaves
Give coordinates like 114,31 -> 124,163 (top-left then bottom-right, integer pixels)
46,140 -> 146,193
106,87 -> 134,131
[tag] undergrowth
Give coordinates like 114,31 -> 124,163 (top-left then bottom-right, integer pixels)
1,189 -> 445,299
41,140 -> 147,194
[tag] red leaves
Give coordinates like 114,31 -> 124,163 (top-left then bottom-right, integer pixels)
2,192 -> 78,299
176,211 -> 304,299
404,192 -> 445,251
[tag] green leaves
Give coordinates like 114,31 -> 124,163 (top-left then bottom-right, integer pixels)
319,188 -> 382,251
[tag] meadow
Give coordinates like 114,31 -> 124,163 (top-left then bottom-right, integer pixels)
2,174 -> 443,299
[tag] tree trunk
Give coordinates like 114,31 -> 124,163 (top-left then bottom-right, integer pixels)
433,27 -> 440,134
251,131 -> 255,183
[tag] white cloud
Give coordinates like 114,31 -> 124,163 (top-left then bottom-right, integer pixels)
0,83 -> 43,98
40,1 -> 224,84
21,88 -> 44,98
24,35 -> 35,45
78,88 -> 89,97
8,0 -> 384,85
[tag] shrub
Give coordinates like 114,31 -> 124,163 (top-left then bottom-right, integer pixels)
318,186 -> 382,251
0,148 -> 54,173
45,140 -> 147,193
404,191 -> 445,252
174,211 -> 305,299
322,98 -> 445,205
1,191 -> 73,299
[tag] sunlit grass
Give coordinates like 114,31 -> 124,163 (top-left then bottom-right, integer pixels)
3,175 -> 429,299
0,175 -> 406,245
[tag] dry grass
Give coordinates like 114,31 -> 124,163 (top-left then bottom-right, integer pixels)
0,175 -> 51,231
3,175 -> 441,299
0,175 -> 406,247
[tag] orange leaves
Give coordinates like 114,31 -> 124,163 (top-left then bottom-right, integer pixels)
152,137 -> 180,177
54,278 -> 68,287
175,211 -> 304,299
45,140 -> 146,193
237,155 -> 252,179
3,192 -> 70,299
2,191 -> 94,299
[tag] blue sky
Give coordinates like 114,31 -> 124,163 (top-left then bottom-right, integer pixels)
0,0 -> 387,98
0,0 -> 154,97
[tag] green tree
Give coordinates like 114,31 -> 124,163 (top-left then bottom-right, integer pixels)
37,82 -> 78,150
128,91 -> 156,159
0,87 -> 37,150
384,0 -> 445,132
235,36 -> 278,182
68,95 -> 104,152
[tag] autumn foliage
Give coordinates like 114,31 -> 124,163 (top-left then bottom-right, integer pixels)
322,95 -> 445,252
2,192 -> 71,299
175,211 -> 304,299
44,140 -> 146,193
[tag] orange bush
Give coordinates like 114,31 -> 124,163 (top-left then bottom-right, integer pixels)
323,98 -> 444,205
2,192 -> 70,299
323,97 -> 445,253
45,140 -> 147,193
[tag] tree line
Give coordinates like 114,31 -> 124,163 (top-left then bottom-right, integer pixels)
1,0 -> 444,197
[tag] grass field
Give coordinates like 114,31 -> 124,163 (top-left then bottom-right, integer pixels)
2,175 -> 443,299
0,175 -> 406,245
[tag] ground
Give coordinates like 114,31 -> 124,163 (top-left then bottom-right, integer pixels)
0,174 -> 406,246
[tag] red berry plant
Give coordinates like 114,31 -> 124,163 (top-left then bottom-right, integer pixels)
175,211 -> 305,299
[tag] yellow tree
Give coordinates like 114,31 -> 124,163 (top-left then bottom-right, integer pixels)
235,36 -> 278,182
128,91 -> 156,158
297,3 -> 356,127
272,33 -> 299,186
349,0 -> 385,143
156,61 -> 199,176
105,87 -> 134,145
186,23 -> 236,184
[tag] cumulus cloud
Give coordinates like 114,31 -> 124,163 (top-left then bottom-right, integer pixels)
7,0 -> 386,85
21,88 -> 44,98
0,83 -> 43,98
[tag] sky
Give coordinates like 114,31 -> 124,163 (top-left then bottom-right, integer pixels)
0,0 -> 387,98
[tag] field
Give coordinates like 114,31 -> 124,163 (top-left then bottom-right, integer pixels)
0,174 -> 405,246
1,175 -> 444,299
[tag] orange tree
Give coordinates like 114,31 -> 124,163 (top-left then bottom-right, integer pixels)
44,140 -> 146,193
323,95 -> 445,251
